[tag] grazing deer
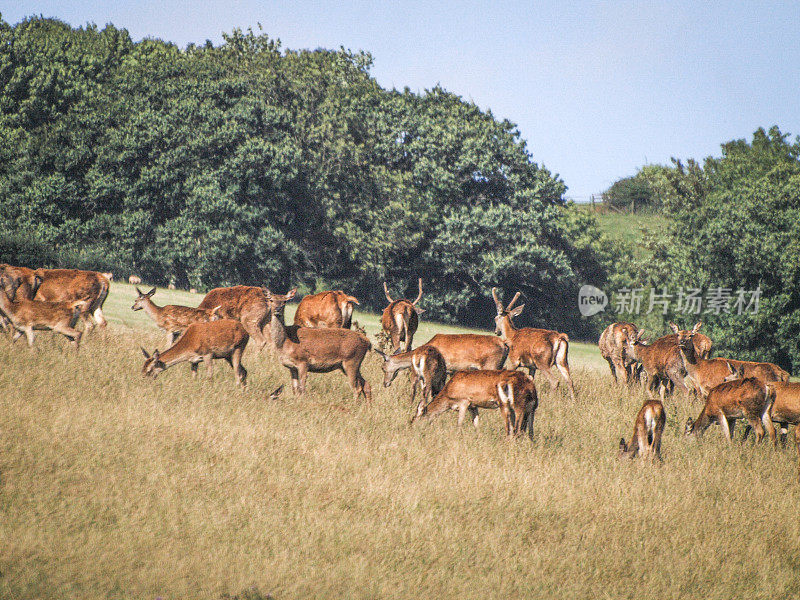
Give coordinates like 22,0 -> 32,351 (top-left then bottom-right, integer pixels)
491,288 -> 576,400
599,322 -> 640,384
381,278 -> 424,352
141,319 -> 249,388
672,322 -> 788,398
685,366 -> 776,446
132,287 -> 222,345
293,290 -> 360,329
625,329 -> 689,399
198,286 -> 271,349
618,400 -> 666,460
128,275 -> 142,285
31,268 -> 110,332
412,370 -> 538,439
266,289 -> 372,402
377,345 -> 447,413
0,273 -> 84,350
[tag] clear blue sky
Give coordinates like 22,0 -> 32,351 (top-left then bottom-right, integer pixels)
3,1 -> 799,200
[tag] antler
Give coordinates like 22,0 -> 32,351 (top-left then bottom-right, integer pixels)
491,287 -> 504,313
506,292 -> 522,311
412,278 -> 423,305
383,281 -> 393,303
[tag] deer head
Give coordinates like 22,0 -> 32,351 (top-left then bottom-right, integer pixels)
132,287 -> 157,311
491,287 -> 524,336
670,322 -> 702,351
141,347 -> 166,378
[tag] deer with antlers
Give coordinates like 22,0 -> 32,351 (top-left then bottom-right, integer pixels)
491,288 -> 576,400
132,287 -> 222,346
141,319 -> 249,388
267,289 -> 372,402
411,369 -> 538,439
0,272 -> 85,351
381,278 -> 424,352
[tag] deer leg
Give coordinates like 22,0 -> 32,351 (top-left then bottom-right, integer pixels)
728,419 -> 736,442
555,360 -> 576,401
652,424 -> 664,461
763,413 -> 777,448
794,425 -> 800,483
605,358 -> 618,383
456,402 -> 470,428
93,306 -> 107,329
190,361 -> 199,378
779,422 -> 789,447
11,328 -> 23,344
539,366 -> 562,393
719,414 -> 732,442
498,402 -> 513,437
232,348 -> 246,388
288,367 -> 300,395
647,374 -> 660,400
54,324 -> 82,352
25,327 -> 35,348
296,363 -> 309,396
402,321 -> 411,353
204,354 -> 214,378
469,406 -> 480,429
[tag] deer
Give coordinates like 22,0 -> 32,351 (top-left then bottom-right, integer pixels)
132,287 -> 222,346
266,289 -> 372,402
411,370 -> 538,439
672,322 -> 788,398
0,273 -> 85,351
141,319 -> 249,388
293,290 -> 360,329
685,364 -> 777,446
377,345 -> 447,414
491,288 -> 576,400
741,382 -> 800,476
599,322 -> 640,384
128,275 -> 142,285
625,329 -> 690,399
198,286 -> 271,350
420,333 -> 509,372
381,278 -> 424,352
30,268 -> 111,332
618,400 -> 666,460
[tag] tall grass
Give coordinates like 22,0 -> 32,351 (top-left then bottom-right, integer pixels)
1,284 -> 799,599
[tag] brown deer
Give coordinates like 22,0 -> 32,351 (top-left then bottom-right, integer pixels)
141,319 -> 249,388
0,273 -> 84,350
599,322 -> 640,384
420,333 -> 508,372
128,275 -> 142,285
685,367 -> 776,446
198,286 -> 270,349
625,329 -> 690,399
672,322 -> 788,398
618,400 -> 666,460
377,345 -> 447,414
741,382 -> 800,480
381,278 -> 424,352
132,287 -> 222,345
491,288 -> 576,400
31,268 -> 110,332
266,289 -> 372,402
411,370 -> 538,439
293,290 -> 360,329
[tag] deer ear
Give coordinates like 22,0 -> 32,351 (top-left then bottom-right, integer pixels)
141,347 -> 150,359
147,287 -> 157,297
692,322 -> 702,333
509,305 -> 525,317
153,349 -> 160,360
135,287 -> 143,296
669,322 -> 679,334
413,306 -> 425,314
286,288 -> 297,300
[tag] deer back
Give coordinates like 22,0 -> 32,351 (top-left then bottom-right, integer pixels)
424,333 -> 508,371
198,286 -> 268,320
33,269 -> 109,313
294,291 -> 358,328
765,382 -> 800,424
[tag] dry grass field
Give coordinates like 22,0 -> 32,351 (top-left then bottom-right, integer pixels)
2,284 -> 799,599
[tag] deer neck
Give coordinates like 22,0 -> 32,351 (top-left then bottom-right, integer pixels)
157,337 -> 192,369
141,297 -> 164,322
0,290 -> 16,318
270,309 -> 290,351
679,344 -> 699,375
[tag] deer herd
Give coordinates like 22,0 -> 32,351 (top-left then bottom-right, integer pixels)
1,262 -> 798,481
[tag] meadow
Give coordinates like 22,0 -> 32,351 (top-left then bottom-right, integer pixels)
2,283 -> 799,599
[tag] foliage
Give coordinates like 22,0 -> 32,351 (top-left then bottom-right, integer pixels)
633,127 -> 800,371
603,171 -> 658,212
0,16 -> 605,335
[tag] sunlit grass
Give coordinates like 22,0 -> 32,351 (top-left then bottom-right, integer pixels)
1,283 -> 798,599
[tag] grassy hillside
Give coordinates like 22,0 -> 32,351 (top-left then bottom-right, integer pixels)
2,283 -> 799,599
574,205 -> 669,257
